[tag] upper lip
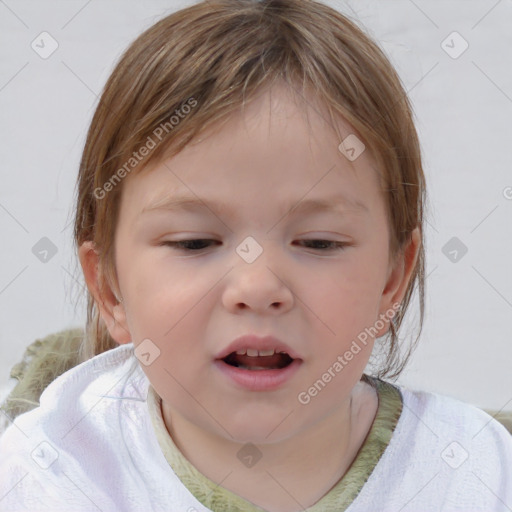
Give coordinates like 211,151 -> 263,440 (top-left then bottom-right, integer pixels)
215,335 -> 302,360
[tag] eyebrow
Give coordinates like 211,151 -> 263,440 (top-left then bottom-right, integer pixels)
141,193 -> 368,217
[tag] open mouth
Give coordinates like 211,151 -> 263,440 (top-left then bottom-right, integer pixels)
222,351 -> 294,370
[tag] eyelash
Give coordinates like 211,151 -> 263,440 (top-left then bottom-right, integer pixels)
161,239 -> 349,252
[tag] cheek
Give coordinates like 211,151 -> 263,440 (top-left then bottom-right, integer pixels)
305,257 -> 389,358
119,249 -> 194,311
121,260 -> 215,358
320,252 -> 387,309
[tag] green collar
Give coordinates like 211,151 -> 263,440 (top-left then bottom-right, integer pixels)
147,375 -> 402,511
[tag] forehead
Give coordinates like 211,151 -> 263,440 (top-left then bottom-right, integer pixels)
119,84 -> 384,219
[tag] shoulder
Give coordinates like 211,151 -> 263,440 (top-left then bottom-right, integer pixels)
15,343 -> 142,427
0,344 -> 150,510
398,383 -> 512,446
0,343 -> 144,444
353,381 -> 512,511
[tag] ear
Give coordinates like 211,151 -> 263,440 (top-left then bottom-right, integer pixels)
376,227 -> 421,336
78,241 -> 131,345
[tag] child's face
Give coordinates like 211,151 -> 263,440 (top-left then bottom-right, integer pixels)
109,84 -> 408,443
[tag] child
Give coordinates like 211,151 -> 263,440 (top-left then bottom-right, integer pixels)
1,0 -> 511,510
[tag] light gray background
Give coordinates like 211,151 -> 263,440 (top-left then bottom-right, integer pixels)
1,0 -> 511,411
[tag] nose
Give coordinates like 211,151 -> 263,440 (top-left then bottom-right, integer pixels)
222,246 -> 294,314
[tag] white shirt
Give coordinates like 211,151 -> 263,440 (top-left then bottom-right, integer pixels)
0,343 -> 511,511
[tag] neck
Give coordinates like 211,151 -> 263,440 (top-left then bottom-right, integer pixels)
161,381 -> 377,512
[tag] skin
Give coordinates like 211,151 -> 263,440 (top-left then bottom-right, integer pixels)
79,83 -> 420,511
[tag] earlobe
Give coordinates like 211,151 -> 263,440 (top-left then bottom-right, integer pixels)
78,241 -> 131,345
111,302 -> 131,344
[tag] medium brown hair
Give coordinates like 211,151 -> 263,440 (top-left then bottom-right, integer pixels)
73,0 -> 426,380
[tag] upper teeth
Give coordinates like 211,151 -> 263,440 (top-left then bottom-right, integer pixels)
235,348 -> 286,357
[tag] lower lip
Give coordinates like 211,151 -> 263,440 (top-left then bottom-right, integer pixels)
213,359 -> 302,391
